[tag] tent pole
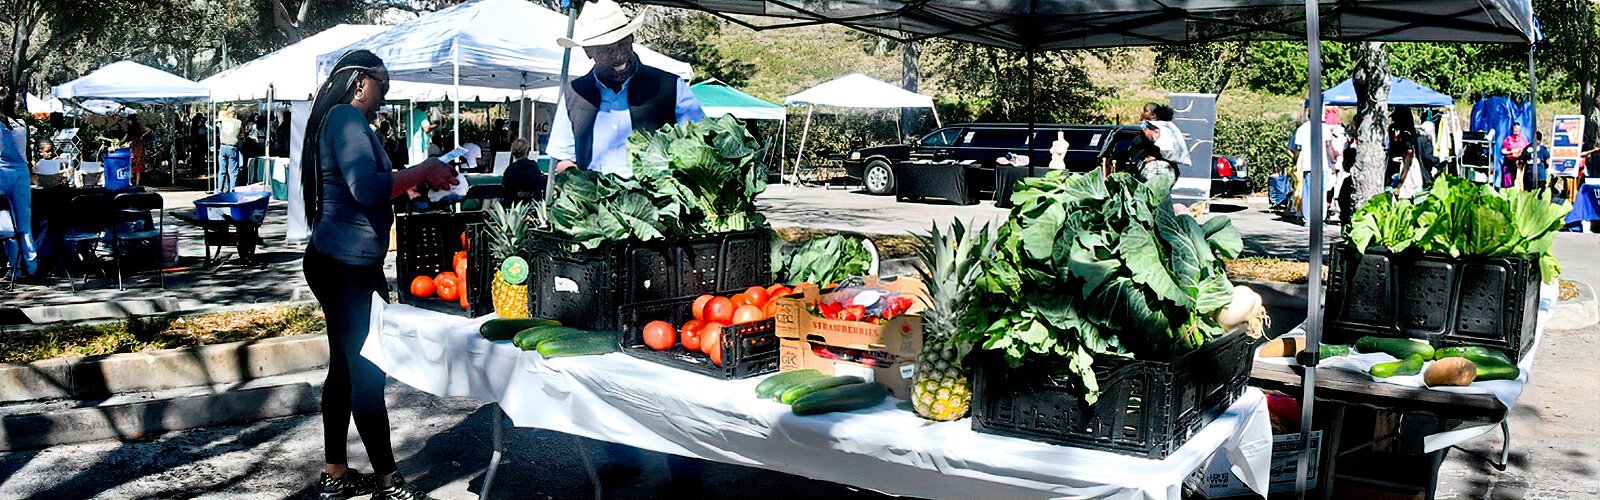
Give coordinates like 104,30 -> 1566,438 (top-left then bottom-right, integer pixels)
453,40 -> 461,148
1528,43 -> 1538,139
1026,50 -> 1036,179
1296,0 -> 1326,498
778,114 -> 789,189
519,85 -> 527,144
545,0 -> 580,201
931,105 -> 942,128
795,106 -> 814,185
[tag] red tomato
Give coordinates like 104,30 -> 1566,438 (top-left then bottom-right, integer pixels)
409,276 -> 436,298
708,336 -> 724,366
729,293 -> 752,308
700,322 -> 725,357
681,321 -> 704,352
766,284 -> 793,300
692,295 -> 714,321
453,251 -> 469,281
643,320 -> 676,351
732,304 -> 764,324
704,297 -> 734,325
434,271 -> 459,288
761,300 -> 777,319
436,281 -> 461,302
744,286 -> 771,307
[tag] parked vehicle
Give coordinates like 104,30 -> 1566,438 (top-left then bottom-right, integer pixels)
842,123 -> 1142,196
1212,155 -> 1251,197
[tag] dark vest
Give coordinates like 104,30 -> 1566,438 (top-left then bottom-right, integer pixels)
564,64 -> 678,168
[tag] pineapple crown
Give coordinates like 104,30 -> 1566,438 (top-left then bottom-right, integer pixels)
915,219 -> 992,345
485,201 -> 540,261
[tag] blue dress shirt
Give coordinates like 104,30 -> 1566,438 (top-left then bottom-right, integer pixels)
547,71 -> 705,177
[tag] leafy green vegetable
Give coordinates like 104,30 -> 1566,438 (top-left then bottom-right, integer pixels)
547,115 -> 767,249
973,171 -> 1241,404
781,235 -> 873,285
1347,175 -> 1571,283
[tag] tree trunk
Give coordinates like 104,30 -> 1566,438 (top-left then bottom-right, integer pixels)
1349,42 -> 1391,207
900,40 -> 921,141
1584,16 -> 1599,152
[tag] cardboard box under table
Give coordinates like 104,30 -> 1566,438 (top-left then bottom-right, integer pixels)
773,278 -> 926,399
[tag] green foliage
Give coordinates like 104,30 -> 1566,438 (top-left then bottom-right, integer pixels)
780,235 -> 873,286
1238,42 -> 1356,96
1347,176 -> 1572,283
548,116 -> 767,249
1214,116 -> 1298,192
634,8 -> 755,86
923,41 -> 1106,123
975,171 -> 1242,404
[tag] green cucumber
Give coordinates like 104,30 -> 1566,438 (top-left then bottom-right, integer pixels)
514,326 -> 592,350
1356,336 -> 1435,360
480,318 -> 561,341
764,371 -> 829,400
755,369 -> 824,399
1474,362 -> 1522,381
536,334 -> 619,358
780,375 -> 865,404
1434,346 -> 1513,366
791,382 -> 890,416
1321,344 -> 1352,360
1370,354 -> 1426,378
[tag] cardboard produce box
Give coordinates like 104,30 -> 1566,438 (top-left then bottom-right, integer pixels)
1186,431 -> 1322,498
774,277 -> 926,399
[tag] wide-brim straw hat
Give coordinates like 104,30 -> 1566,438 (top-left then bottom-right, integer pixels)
556,0 -> 646,49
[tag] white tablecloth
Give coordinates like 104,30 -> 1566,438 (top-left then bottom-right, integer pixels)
1256,283 -> 1553,452
363,299 -> 1273,500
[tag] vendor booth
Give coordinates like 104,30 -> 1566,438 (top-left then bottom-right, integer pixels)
51,61 -> 210,190
783,73 -> 940,186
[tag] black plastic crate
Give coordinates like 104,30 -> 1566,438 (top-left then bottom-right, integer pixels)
617,291 -> 779,379
526,228 -> 772,330
971,331 -> 1253,459
1324,243 -> 1539,362
395,211 -> 490,317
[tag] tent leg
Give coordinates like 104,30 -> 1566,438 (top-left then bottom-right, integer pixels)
794,106 -> 814,186
545,0 -> 580,201
1297,0 -> 1327,499
453,41 -> 462,148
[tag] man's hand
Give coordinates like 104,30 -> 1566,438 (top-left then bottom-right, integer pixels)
555,160 -> 577,173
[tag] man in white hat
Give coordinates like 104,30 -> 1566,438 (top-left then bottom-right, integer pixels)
548,0 -> 704,177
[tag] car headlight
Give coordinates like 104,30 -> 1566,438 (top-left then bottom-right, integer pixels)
849,152 -> 861,161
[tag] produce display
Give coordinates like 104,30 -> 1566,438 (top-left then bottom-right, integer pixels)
633,283 -> 794,366
410,270 -> 465,308
485,202 -> 538,319
1262,334 -> 1523,386
911,219 -> 988,421
547,115 -> 766,249
969,171 -> 1261,403
1347,175 -> 1572,283
480,318 -> 562,341
486,320 -> 619,358
750,368 -> 891,416
780,235 -> 873,287
806,288 -> 915,323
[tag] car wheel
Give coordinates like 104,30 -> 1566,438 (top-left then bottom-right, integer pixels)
864,160 -> 895,195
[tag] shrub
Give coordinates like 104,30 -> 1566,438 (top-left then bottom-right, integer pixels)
1215,116 -> 1299,193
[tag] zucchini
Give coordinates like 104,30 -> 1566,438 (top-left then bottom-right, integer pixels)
480,318 -> 561,341
780,375 -> 865,404
1356,336 -> 1435,360
755,369 -> 824,399
1474,362 -> 1522,381
1369,354 -> 1426,378
1433,346 -> 1512,366
764,371 -> 829,400
536,334 -> 619,358
513,326 -> 592,350
791,382 -> 890,416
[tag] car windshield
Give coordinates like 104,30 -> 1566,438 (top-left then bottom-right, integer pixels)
920,129 -> 960,146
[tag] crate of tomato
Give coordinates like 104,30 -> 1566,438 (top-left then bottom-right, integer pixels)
396,211 -> 490,317
618,283 -> 797,379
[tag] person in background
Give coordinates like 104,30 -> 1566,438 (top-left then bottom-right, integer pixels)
216,108 -> 243,193
187,113 -> 209,176
301,49 -> 457,500
124,114 -> 150,186
1137,104 -> 1188,189
1290,107 -> 1344,223
1500,122 -> 1529,189
489,119 -> 509,154
1414,125 -> 1441,187
1524,131 -> 1550,194
0,87 -> 36,277
272,110 -> 292,158
36,138 -> 57,161
501,138 -> 546,200
548,0 -> 704,177
406,107 -> 432,164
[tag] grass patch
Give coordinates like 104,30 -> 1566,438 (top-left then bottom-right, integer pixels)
1226,257 -> 1314,284
2,306 -> 325,365
1560,279 -> 1580,302
773,227 -> 925,260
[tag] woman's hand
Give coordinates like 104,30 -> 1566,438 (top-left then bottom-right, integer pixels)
417,158 -> 459,188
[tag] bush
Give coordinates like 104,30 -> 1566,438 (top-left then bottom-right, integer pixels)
1215,116 -> 1298,193
776,109 -> 907,175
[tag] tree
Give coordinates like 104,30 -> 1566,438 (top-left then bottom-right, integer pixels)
1532,0 -> 1599,151
1153,42 -> 1253,95
0,0 -> 141,97
922,41 -> 1105,124
633,8 -> 754,86
1349,42 -> 1391,206
900,40 -> 921,141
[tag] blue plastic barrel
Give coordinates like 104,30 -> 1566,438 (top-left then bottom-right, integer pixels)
103,148 -> 133,191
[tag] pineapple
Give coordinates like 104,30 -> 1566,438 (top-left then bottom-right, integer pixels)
485,201 -> 536,319
911,219 -> 990,421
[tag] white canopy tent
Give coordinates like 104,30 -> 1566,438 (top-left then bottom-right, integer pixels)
782,73 -> 940,184
24,93 -> 63,115
317,0 -> 692,150
52,61 -> 209,103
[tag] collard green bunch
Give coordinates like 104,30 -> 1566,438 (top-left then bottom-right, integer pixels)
548,115 -> 767,249
973,172 -> 1243,404
1347,175 -> 1570,283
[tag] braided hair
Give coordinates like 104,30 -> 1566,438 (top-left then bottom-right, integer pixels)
301,50 -> 384,225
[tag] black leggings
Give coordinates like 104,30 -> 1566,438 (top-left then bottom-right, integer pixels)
305,245 -> 396,475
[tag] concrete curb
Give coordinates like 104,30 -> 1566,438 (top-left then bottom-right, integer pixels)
2,299 -> 319,332
0,373 -> 322,451
0,333 -> 329,404
1550,280 -> 1600,331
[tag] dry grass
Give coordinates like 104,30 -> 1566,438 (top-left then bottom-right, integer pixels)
1225,257 -> 1318,284
2,306 -> 325,365
1560,279 -> 1581,302
773,227 -> 925,259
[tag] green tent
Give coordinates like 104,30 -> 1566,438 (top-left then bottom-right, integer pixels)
690,80 -> 785,121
